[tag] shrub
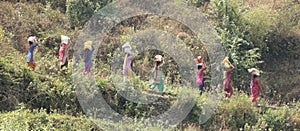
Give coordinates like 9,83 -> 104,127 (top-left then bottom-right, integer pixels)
200,93 -> 258,130
66,0 -> 113,28
218,93 -> 258,130
0,109 -> 99,130
212,0 -> 262,91
242,6 -> 276,51
0,1 -> 72,52
0,53 -> 34,111
187,0 -> 207,7
254,106 -> 292,130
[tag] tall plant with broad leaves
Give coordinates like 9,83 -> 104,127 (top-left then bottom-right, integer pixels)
212,0 -> 263,91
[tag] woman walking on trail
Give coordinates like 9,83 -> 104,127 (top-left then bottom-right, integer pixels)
59,35 -> 70,69
83,41 -> 95,74
223,57 -> 235,98
248,68 -> 260,106
150,55 -> 164,93
196,56 -> 207,96
122,42 -> 135,79
27,36 -> 39,71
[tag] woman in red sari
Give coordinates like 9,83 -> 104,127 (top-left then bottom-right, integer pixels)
248,68 -> 260,105
223,57 -> 234,98
59,35 -> 70,69
195,56 -> 207,96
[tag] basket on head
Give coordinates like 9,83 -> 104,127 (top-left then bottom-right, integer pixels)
223,57 -> 231,68
84,41 -> 93,50
248,68 -> 260,76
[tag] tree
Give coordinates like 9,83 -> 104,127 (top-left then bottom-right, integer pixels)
212,0 -> 262,91
66,0 -> 112,29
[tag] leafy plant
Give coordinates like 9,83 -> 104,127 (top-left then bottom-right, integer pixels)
212,0 -> 262,90
254,106 -> 292,130
66,0 -> 113,28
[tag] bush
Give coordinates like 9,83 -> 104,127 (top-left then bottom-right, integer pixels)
212,0 -> 262,90
242,6 -> 276,51
0,54 -> 34,111
0,1 -> 71,52
198,93 -> 258,130
187,0 -> 208,7
254,106 -> 292,130
66,0 -> 113,28
218,93 -> 258,130
0,109 -> 99,130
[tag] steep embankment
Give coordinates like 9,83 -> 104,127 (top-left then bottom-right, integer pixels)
252,2 -> 300,102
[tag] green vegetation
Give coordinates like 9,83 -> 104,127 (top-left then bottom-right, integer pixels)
0,107 -> 99,130
66,0 -> 113,28
0,0 -> 299,130
212,0 -> 262,90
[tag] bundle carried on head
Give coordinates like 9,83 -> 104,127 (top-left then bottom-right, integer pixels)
155,55 -> 163,62
122,41 -> 132,54
222,57 -> 231,68
248,68 -> 260,76
84,41 -> 93,50
196,56 -> 203,63
27,36 -> 36,43
61,35 -> 70,44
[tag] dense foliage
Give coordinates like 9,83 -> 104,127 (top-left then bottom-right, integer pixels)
66,0 -> 113,28
212,0 -> 262,91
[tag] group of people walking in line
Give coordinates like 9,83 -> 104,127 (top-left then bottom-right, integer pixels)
26,35 -> 95,74
195,56 -> 260,104
26,35 -> 260,104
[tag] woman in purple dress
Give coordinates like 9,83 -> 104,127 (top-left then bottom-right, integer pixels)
122,42 -> 135,77
83,41 -> 95,74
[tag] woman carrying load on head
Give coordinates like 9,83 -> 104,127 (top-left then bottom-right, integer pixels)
248,68 -> 260,105
195,56 -> 207,96
59,35 -> 70,69
122,42 -> 135,79
27,36 -> 39,71
83,41 -> 95,74
150,55 -> 164,93
223,57 -> 235,98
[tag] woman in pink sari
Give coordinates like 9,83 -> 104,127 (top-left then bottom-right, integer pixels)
59,35 -> 70,69
248,68 -> 260,105
122,42 -> 135,84
223,57 -> 234,98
